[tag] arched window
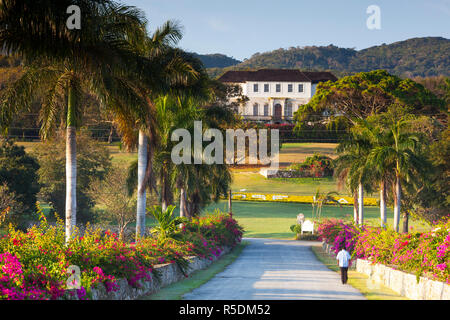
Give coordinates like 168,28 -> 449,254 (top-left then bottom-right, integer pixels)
253,103 -> 259,116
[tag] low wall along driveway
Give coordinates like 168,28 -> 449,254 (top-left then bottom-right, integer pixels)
322,242 -> 450,300
68,246 -> 231,300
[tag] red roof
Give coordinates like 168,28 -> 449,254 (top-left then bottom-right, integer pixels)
218,69 -> 337,83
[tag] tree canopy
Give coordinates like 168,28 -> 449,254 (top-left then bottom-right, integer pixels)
294,70 -> 446,134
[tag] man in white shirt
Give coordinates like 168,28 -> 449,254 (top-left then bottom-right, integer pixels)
336,247 -> 351,284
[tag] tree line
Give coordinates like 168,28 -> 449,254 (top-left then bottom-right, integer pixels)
0,0 -> 242,242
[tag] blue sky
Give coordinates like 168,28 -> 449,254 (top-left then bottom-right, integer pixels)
124,0 -> 450,61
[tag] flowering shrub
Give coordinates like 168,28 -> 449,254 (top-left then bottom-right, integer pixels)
354,220 -> 450,283
0,208 -> 242,300
288,154 -> 334,177
182,211 -> 243,260
318,218 -> 450,283
317,219 -> 360,254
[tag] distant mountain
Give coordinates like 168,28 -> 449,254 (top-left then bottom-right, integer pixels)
207,37 -> 450,79
192,53 -> 241,69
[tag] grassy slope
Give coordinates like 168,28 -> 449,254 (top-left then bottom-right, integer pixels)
311,245 -> 407,300
202,200 -> 430,239
232,173 -> 342,195
16,141 -> 430,237
141,242 -> 248,300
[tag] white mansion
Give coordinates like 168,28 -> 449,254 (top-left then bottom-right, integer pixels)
218,69 -> 337,123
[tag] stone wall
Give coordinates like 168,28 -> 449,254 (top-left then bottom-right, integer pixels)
68,246 -> 232,300
260,168 -> 312,179
356,259 -> 450,300
322,242 -> 449,300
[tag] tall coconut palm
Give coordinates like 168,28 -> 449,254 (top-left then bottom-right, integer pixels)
334,126 -> 374,226
130,95 -> 233,220
363,123 -> 395,228
369,110 -> 430,232
114,21 -> 209,239
0,1 -> 151,242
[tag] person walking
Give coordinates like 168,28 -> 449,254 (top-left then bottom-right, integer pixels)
336,247 -> 351,284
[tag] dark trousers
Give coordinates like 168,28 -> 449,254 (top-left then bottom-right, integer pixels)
340,267 -> 348,284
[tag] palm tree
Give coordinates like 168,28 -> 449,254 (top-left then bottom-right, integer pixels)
363,123 -> 395,228
114,21 -> 208,239
369,110 -> 430,232
152,96 -> 232,219
312,189 -> 341,221
0,1 -> 150,242
334,126 -> 374,226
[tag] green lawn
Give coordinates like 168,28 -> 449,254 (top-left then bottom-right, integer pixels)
277,142 -> 338,167
13,141 -> 431,239
200,200 -> 430,239
231,172 -> 346,196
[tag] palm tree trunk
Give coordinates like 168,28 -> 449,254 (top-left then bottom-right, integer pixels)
161,169 -> 168,212
358,183 -> 364,226
136,130 -> 147,239
179,187 -> 186,218
228,189 -> 232,216
402,211 -> 409,234
380,180 -> 387,228
393,175 -> 401,232
108,126 -> 114,144
353,191 -> 358,224
65,86 -> 77,244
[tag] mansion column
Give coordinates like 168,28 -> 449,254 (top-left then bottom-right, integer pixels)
281,99 -> 287,120
269,98 -> 274,117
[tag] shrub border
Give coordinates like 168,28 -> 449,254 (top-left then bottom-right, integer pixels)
66,246 -> 231,300
322,241 -> 450,300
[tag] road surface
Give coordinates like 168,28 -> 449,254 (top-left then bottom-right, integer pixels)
183,238 -> 365,300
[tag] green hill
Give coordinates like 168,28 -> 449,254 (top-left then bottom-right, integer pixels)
192,53 -> 241,69
208,37 -> 450,79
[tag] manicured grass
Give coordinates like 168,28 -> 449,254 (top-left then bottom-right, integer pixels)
201,200 -> 430,239
141,242 -> 248,300
105,144 -> 137,168
15,141 -> 431,238
18,141 -> 337,170
278,142 -> 338,166
311,245 -> 407,300
231,172 -> 344,196
18,141 -> 138,168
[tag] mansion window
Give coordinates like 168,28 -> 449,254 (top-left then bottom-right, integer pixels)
276,84 -> 281,92
298,84 -> 304,92
253,84 -> 258,92
288,84 -> 293,92
285,103 -> 293,117
253,103 -> 259,116
264,104 -> 269,116
264,84 -> 269,92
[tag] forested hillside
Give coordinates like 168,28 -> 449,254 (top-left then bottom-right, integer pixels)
192,53 -> 241,68
207,37 -> 450,79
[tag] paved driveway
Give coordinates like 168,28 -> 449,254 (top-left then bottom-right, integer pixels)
183,238 -> 365,300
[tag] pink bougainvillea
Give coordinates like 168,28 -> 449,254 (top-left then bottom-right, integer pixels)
318,218 -> 450,283
0,212 -> 243,300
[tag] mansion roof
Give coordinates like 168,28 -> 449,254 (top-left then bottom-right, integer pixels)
218,69 -> 337,84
